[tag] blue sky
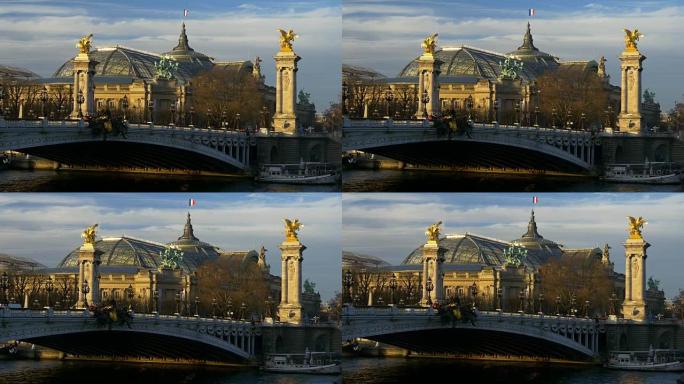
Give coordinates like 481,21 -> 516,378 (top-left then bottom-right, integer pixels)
0,0 -> 341,108
343,193 -> 684,298
344,0 -> 684,110
0,193 -> 341,301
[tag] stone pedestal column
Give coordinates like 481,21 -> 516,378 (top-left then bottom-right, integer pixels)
277,238 -> 306,324
415,54 -> 442,119
273,51 -> 301,134
70,53 -> 98,119
421,240 -> 443,306
617,49 -> 646,134
622,236 -> 649,321
76,242 -> 102,308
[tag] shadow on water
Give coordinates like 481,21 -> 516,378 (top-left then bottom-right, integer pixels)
343,170 -> 684,192
342,357 -> 680,384
0,170 -> 340,192
0,360 -> 341,384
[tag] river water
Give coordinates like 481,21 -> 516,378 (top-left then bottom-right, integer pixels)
343,170 -> 684,192
0,170 -> 340,192
0,360 -> 340,384
342,357 -> 681,384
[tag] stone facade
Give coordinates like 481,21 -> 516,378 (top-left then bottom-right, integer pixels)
272,51 -> 300,134
618,48 -> 646,134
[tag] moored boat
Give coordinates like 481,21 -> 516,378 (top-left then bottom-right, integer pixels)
602,162 -> 683,184
256,162 -> 339,185
605,349 -> 684,372
262,351 -> 341,374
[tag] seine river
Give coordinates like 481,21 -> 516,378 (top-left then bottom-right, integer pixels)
343,170 -> 684,192
0,170 -> 339,192
343,357 -> 682,384
0,360 -> 340,384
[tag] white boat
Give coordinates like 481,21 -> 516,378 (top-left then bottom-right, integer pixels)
256,162 -> 339,185
262,351 -> 341,374
606,349 -> 684,372
603,162 -> 683,184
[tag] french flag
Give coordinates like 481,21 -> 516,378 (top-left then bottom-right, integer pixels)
188,198 -> 197,207
532,196 -> 539,205
528,8 -> 536,17
184,9 -> 189,17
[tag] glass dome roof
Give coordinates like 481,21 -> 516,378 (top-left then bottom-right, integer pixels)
165,213 -> 220,266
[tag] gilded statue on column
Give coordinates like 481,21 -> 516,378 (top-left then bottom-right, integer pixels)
422,33 -> 438,55
82,223 -> 98,245
425,221 -> 442,243
284,218 -> 302,241
277,29 -> 298,52
623,28 -> 643,51
77,34 -> 93,54
627,216 -> 646,240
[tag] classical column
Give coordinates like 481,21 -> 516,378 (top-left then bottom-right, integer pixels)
415,33 -> 442,119
273,29 -> 301,134
622,216 -> 649,321
70,34 -> 98,119
421,221 -> 444,306
77,224 -> 102,308
277,219 -> 305,324
617,29 -> 646,134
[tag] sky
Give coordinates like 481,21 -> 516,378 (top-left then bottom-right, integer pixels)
0,193 -> 341,301
0,0 -> 341,109
343,0 -> 684,110
343,193 -> 684,298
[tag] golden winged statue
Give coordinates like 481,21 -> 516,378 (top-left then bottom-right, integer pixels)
284,218 -> 302,241
77,33 -> 93,54
421,33 -> 438,55
425,221 -> 442,243
627,216 -> 646,240
277,29 -> 298,52
623,28 -> 643,51
82,223 -> 98,245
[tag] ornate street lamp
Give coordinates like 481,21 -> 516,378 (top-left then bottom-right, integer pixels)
45,276 -> 54,308
537,292 -> 545,315
343,269 -> 353,304
153,290 -> 159,314
240,302 -> 247,320
518,289 -> 525,313
534,105 -> 540,127
566,109 -> 573,130
425,276 -> 434,307
170,100 -> 177,126
33,298 -> 40,309
377,296 -> 384,306
585,300 -> 590,318
470,282 -> 478,309
580,112 -> 586,131
211,297 -> 218,318
514,101 -> 521,125
421,89 -> 430,119
466,95 -> 474,121
1,271 -> 9,305
194,296 -> 200,317
496,287 -> 503,312
384,87 -> 394,118
265,295 -> 273,318
189,105 -> 195,127
148,100 -> 155,124
407,290 -> 414,306
121,95 -> 129,121
39,86 -> 49,119
555,295 -> 561,316
570,293 -> 577,317
207,108 -> 212,128
126,284 -> 134,311
77,90 -> 85,119
227,297 -> 233,319
605,105 -> 614,128
493,99 -> 500,124
235,113 -> 241,131
353,293 -> 360,307
389,274 -> 398,305
175,292 -> 181,315
81,280 -> 90,309
609,293 -> 618,316
551,107 -> 557,128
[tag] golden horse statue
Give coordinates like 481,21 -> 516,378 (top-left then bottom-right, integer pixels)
425,221 -> 442,242
77,33 -> 93,54
627,216 -> 646,240
82,223 -> 98,244
284,218 -> 302,241
277,29 -> 298,52
623,28 -> 643,51
422,33 -> 438,55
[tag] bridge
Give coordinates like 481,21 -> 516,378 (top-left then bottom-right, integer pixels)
0,118 -> 255,173
0,307 -> 259,363
342,306 -> 603,362
343,118 -> 600,172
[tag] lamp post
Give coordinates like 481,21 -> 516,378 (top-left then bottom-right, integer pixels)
551,107 -> 557,128
126,284 -> 134,311
496,287 -> 502,312
493,99 -> 499,124
121,95 -> 129,121
265,296 -> 272,318
538,292 -> 545,315
240,302 -> 247,321
425,276 -> 433,307
170,101 -> 177,126
221,110 -> 226,129
227,297 -> 233,320
153,290 -> 159,314
45,276 -> 54,308
1,272 -> 9,305
343,270 -> 353,304
81,280 -> 90,309
384,87 -> 394,118
566,109 -> 572,130
77,90 -> 85,119
189,106 -> 195,127
235,113 -> 241,131
194,296 -> 199,317
470,282 -> 478,310
207,108 -> 212,129
389,274 -> 398,305
211,298 -> 218,318
585,300 -> 590,318
580,112 -> 586,131
421,89 -> 430,119
534,106 -> 540,127
570,294 -> 577,317
174,292 -> 181,315
606,105 -> 613,129
514,101 -> 521,125
518,289 -> 525,313
466,95 -> 474,121
148,100 -> 155,124
609,293 -> 617,316
39,86 -> 49,119
555,295 -> 561,316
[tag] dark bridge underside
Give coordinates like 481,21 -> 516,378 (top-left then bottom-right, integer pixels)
368,328 -> 593,362
19,142 -> 246,174
365,141 -> 594,173
24,331 -> 252,363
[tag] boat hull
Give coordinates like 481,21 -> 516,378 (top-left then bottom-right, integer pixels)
602,173 -> 683,185
257,174 -> 339,185
262,363 -> 341,375
605,361 -> 684,372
